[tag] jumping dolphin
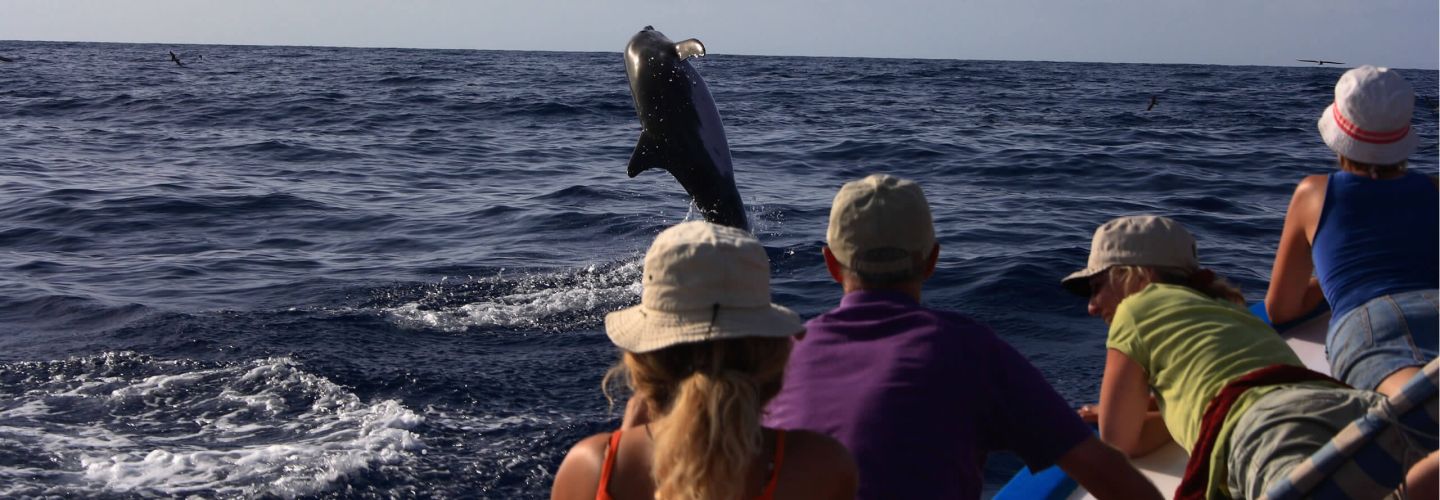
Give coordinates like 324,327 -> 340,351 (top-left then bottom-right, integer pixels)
623,26 -> 748,230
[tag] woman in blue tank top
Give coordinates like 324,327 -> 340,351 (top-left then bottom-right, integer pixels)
1265,65 -> 1438,398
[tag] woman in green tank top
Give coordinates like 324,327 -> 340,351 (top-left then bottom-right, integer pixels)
1060,215 -> 1435,499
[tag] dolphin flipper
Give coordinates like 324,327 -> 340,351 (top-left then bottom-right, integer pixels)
674,39 -> 706,61
627,133 -> 669,178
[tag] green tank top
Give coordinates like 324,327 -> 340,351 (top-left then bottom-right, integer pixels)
1106,283 -> 1309,498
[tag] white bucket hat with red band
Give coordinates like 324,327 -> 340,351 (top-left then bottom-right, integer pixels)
1317,65 -> 1419,166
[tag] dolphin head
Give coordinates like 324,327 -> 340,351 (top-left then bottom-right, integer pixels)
624,27 -> 669,87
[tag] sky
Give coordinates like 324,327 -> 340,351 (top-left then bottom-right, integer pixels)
3,0 -> 1437,69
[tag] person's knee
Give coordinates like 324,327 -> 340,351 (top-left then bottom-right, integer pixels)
1404,451 -> 1438,499
1376,365 -> 1423,398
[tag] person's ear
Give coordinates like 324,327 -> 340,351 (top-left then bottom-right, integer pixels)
822,247 -> 845,285
922,243 -> 940,279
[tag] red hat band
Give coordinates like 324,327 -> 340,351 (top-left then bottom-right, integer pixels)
1332,103 -> 1410,144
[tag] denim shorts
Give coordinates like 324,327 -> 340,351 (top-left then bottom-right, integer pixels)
1328,289 -> 1439,391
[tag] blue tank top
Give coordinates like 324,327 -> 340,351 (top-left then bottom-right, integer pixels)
1312,171 -> 1438,320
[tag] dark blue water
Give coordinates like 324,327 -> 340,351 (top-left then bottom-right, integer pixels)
1,40 -> 1435,498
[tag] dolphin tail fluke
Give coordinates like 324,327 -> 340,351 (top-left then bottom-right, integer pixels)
627,133 -> 668,178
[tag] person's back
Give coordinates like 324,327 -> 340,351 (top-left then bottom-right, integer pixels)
767,289 -> 1089,498
765,174 -> 1161,499
567,425 -> 853,500
1104,283 -> 1317,457
1312,170 -> 1439,319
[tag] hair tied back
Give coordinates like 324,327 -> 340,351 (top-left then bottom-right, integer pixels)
1188,268 -> 1217,289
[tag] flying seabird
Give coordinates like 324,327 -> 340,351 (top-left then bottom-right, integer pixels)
1297,59 -> 1344,66
169,51 -> 185,67
1146,95 -> 1159,111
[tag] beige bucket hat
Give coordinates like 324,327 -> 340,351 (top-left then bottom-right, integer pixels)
1061,215 -> 1199,296
605,221 -> 802,353
1317,65 -> 1419,165
827,174 -> 937,275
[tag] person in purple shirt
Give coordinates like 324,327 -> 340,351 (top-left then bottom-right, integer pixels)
764,174 -> 1160,499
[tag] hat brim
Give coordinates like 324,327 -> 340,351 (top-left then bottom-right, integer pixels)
604,303 -> 803,353
1318,105 -> 1419,165
1060,266 -> 1108,297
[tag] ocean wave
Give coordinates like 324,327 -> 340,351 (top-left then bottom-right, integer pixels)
373,75 -> 455,86
0,352 -> 423,498
0,40 -> 1436,497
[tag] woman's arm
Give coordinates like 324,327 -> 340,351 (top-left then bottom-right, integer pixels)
1098,349 -> 1172,457
1265,175 -> 1328,324
1057,436 -> 1164,500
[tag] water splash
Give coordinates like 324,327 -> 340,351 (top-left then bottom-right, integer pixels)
383,261 -> 642,332
0,351 -> 423,498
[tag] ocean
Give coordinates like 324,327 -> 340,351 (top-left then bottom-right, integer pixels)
0,40 -> 1435,498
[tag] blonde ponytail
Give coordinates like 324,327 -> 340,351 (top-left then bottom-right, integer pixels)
606,337 -> 791,500
653,369 -> 762,500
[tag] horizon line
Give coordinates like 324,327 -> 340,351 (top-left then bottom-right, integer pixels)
2,37 -> 1436,72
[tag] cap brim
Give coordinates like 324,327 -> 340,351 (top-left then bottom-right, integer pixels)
1318,105 -> 1420,165
1060,266 -> 1106,296
604,303 -> 802,353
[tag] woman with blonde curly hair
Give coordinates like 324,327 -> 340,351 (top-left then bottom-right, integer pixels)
552,221 -> 856,500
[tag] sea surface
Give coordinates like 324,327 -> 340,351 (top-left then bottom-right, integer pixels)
0,40 -> 1435,498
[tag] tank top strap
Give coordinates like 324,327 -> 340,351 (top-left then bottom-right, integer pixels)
756,430 -> 787,500
595,430 -> 623,500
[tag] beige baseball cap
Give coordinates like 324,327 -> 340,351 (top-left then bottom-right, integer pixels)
605,221 -> 802,353
826,174 -> 937,275
1061,215 -> 1199,296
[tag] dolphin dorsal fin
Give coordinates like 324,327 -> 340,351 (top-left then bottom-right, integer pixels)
674,38 -> 706,61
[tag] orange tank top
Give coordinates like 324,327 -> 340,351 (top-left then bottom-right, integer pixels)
595,429 -> 787,500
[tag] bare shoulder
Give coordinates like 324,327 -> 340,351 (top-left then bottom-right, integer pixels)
1294,174 -> 1329,196
564,432 -> 611,467
551,433 -> 611,500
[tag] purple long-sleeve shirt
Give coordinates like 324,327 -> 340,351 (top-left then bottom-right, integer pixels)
764,290 -> 1091,499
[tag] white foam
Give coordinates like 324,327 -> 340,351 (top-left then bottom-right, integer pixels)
385,260 -> 643,332
0,352 -> 425,497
